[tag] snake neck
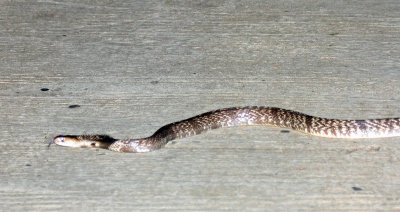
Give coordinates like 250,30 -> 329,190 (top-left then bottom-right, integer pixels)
107,138 -> 160,153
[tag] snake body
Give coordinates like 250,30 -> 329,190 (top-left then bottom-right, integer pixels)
51,106 -> 400,153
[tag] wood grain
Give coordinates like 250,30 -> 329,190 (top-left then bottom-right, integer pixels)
1,0 -> 400,211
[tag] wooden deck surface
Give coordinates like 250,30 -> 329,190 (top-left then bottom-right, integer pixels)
1,0 -> 400,211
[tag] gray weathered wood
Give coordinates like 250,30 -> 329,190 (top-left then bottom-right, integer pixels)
1,0 -> 400,211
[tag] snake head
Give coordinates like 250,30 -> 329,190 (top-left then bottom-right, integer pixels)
50,135 -> 85,148
50,135 -> 116,149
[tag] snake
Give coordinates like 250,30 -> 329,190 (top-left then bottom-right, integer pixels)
49,106 -> 400,153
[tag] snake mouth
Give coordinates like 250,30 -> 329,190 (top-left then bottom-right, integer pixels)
48,136 -> 65,149
48,136 -> 67,148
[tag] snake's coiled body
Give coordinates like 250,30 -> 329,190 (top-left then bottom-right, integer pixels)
52,106 -> 400,153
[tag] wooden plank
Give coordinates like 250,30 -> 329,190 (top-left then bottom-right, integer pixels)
1,0 -> 400,211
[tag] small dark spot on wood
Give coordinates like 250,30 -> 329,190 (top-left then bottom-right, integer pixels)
62,34 -> 67,37
352,186 -> 362,191
150,80 -> 159,85
68,105 -> 80,108
40,88 -> 49,91
345,149 -> 357,154
368,146 -> 381,152
329,32 -> 339,36
280,130 -> 290,133
25,164 -> 32,166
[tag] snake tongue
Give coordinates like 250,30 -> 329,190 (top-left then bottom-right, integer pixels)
47,140 -> 55,149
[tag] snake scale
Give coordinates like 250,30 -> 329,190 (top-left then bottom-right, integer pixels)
50,106 -> 400,153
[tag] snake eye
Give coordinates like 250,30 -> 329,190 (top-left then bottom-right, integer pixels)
58,137 -> 65,142
91,143 -> 96,147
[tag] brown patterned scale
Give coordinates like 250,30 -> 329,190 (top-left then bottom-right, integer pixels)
50,106 -> 400,153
